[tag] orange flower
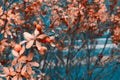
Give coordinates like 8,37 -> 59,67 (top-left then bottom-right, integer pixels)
0,39 -> 9,54
1,26 -> 12,38
18,53 -> 39,76
12,64 -> 30,79
23,29 -> 47,49
0,67 -> 16,80
11,46 -> 25,66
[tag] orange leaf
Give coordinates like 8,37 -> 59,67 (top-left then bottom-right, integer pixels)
22,72 -> 30,79
27,52 -> 34,61
29,62 -> 39,67
18,56 -> 27,63
26,66 -> 33,75
12,58 -> 17,66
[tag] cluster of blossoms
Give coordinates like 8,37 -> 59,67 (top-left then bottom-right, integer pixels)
0,0 -> 56,79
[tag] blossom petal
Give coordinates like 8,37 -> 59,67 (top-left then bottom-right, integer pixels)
21,65 -> 27,75
18,76 -> 22,80
26,40 -> 34,49
50,36 -> 55,40
36,41 -> 41,50
6,30 -> 12,36
12,50 -> 19,57
37,34 -> 47,39
23,32 -> 34,41
50,42 -> 55,47
19,46 -> 25,55
12,76 -> 18,80
9,67 -> 14,72
16,63 -> 22,73
20,40 -> 27,45
34,29 -> 39,36
9,72 -> 16,76
22,72 -> 30,79
0,74 -> 7,77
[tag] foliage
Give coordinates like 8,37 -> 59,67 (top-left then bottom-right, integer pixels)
0,0 -> 120,80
